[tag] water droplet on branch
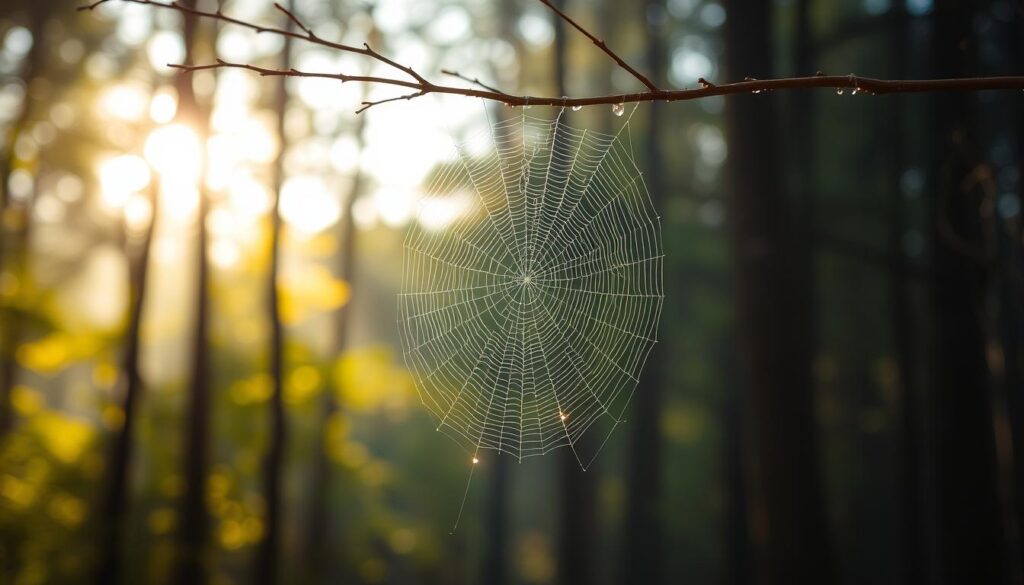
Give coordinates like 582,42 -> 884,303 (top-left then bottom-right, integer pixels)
571,105 -> 582,111
836,89 -> 844,95
612,103 -> 625,117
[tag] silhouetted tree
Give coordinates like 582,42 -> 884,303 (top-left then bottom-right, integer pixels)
720,337 -> 752,585
174,2 -> 216,582
723,1 -> 834,583
479,3 -> 531,584
621,0 -> 667,583
1001,7 -> 1024,568
255,3 -> 293,585
928,1 -> 1005,582
304,13 -> 371,581
94,162 -> 160,585
883,6 -> 927,583
303,117 -> 368,585
0,1 -> 47,437
552,3 -> 597,585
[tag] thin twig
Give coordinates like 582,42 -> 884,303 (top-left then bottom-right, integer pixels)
78,0 -> 429,84
537,0 -> 659,92
169,59 -> 422,90
273,2 -> 312,37
356,90 -> 427,114
80,0 -> 1024,113
441,69 -> 510,96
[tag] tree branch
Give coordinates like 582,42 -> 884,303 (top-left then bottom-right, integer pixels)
168,59 -> 423,91
79,0 -> 429,84
356,90 -> 428,114
80,0 -> 1024,113
536,0 -> 659,92
273,2 -> 313,38
440,69 -> 510,96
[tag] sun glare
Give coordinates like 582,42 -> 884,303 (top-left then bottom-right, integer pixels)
280,175 -> 340,235
205,134 -> 239,191
210,238 -> 241,268
228,172 -> 273,219
98,83 -> 148,121
236,118 -> 278,164
416,193 -> 471,232
149,90 -> 177,123
145,124 -> 202,179
374,188 -> 414,228
206,118 -> 276,190
123,192 -> 152,232
159,176 -> 200,222
146,30 -> 185,71
98,154 -> 150,210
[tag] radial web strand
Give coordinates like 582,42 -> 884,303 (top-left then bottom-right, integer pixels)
398,109 -> 664,467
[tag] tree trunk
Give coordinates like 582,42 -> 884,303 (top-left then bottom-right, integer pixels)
255,4 -> 293,584
478,3 -> 532,584
882,6 -> 927,584
928,2 -> 1006,582
994,143 -> 1024,584
304,78 -> 370,585
174,2 -> 215,582
551,2 -> 597,585
0,1 -> 47,437
482,453 -> 510,585
621,0 -> 666,583
1001,9 -> 1024,573
94,175 -> 159,585
720,338 -> 752,585
722,1 -> 833,583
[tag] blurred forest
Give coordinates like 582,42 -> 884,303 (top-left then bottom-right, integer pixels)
0,0 -> 1022,584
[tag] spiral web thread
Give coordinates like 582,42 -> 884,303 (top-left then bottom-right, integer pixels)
398,107 -> 664,474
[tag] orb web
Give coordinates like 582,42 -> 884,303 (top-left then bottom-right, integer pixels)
398,109 -> 664,468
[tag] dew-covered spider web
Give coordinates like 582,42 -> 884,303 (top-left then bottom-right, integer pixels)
398,105 -> 664,478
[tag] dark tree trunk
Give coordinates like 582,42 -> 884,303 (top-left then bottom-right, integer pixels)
558,448 -> 593,584
0,2 -> 45,273
174,2 -> 215,582
1001,9 -> 1024,573
255,4 -> 293,584
551,2 -> 596,585
928,2 -> 1006,583
175,103 -> 212,585
94,177 -> 159,585
621,1 -> 667,583
477,3 -> 540,581
305,84 -> 369,585
482,454 -> 510,585
722,1 -> 833,583
720,340 -> 752,585
790,0 -> 816,308
883,6 -> 926,584
0,2 -> 47,437
995,143 -> 1024,584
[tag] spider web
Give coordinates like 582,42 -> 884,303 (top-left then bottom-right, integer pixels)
398,108 -> 664,469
